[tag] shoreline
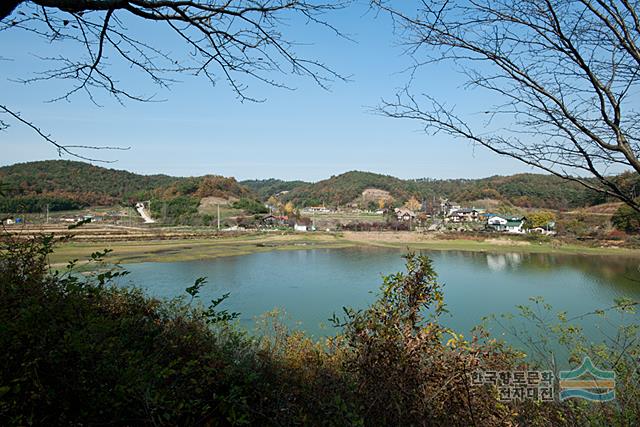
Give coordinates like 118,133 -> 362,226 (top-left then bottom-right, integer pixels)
48,231 -> 640,266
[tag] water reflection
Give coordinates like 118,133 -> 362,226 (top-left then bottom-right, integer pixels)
121,247 -> 640,342
486,253 -> 523,271
444,250 -> 640,297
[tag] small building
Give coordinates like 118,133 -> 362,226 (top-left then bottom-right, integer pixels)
261,214 -> 277,226
395,208 -> 417,221
302,206 -> 332,214
487,215 -> 508,231
294,223 -> 308,232
505,217 -> 526,234
261,214 -> 288,227
487,215 -> 526,233
293,217 -> 313,232
448,208 -> 480,223
528,221 -> 556,235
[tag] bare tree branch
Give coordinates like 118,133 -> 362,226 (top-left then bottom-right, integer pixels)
373,0 -> 640,212
1,0 -> 349,156
0,104 -> 129,162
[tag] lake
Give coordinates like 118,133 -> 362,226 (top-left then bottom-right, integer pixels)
121,247 -> 640,355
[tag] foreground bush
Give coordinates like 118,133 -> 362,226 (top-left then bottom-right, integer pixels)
0,235 -> 358,425
0,235 -> 638,425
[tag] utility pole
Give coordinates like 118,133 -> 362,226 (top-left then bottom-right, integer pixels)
45,204 -> 49,224
217,203 -> 220,231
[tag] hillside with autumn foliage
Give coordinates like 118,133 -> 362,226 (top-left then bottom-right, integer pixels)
2,161 -> 637,214
277,171 -> 613,210
0,161 -> 253,213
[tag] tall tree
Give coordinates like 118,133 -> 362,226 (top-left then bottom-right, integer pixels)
0,1 -> 347,158
374,0 -> 640,212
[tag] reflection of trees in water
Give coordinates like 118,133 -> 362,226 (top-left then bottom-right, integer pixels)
439,250 -> 640,298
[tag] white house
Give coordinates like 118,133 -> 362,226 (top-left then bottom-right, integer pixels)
505,217 -> 526,234
294,223 -> 308,232
487,215 -> 508,230
487,215 -> 526,234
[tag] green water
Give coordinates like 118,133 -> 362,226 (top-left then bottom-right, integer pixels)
121,247 -> 639,355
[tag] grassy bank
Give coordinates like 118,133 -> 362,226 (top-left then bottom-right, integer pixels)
49,233 -> 352,265
48,231 -> 640,265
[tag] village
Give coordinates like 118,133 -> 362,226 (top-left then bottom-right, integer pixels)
3,198 -> 556,235
230,197 -> 557,235
1,196 -> 557,237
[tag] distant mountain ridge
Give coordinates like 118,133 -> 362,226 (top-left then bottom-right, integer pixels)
0,160 -> 251,213
0,160 -> 612,213
277,170 -> 607,210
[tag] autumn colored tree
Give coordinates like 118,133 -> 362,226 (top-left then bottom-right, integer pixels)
404,196 -> 421,212
283,201 -> 295,216
267,196 -> 279,207
525,211 -> 557,229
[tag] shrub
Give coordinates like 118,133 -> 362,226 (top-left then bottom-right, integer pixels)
606,229 -> 627,241
612,204 -> 640,233
0,235 -> 357,425
334,253 -> 519,425
232,198 -> 269,214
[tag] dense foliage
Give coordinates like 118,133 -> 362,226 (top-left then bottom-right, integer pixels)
0,161 -> 253,214
240,179 -> 309,200
0,237 -> 638,425
0,194 -> 84,213
612,204 -> 640,233
0,161 -> 612,215
231,198 -> 268,214
0,160 -> 178,212
524,211 -> 557,229
0,235 -> 356,425
158,175 -> 252,200
149,196 -> 200,225
281,171 -> 606,210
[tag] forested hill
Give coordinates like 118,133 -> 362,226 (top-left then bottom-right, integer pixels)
240,178 -> 309,200
0,160 -> 621,213
281,171 -> 412,207
0,160 -> 252,213
280,171 -> 608,210
1,160 -> 177,202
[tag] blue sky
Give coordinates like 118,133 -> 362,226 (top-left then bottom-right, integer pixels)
0,1 -> 529,181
